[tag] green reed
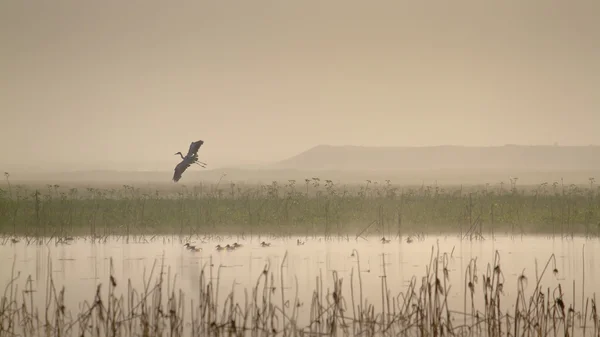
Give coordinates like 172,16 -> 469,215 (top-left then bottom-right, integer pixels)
1,178 -> 600,238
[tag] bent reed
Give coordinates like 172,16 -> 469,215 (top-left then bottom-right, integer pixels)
0,242 -> 597,337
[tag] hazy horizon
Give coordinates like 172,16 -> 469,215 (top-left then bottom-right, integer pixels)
3,143 -> 600,173
2,0 -> 599,172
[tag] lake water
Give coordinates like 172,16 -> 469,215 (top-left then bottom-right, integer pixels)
1,233 -> 599,336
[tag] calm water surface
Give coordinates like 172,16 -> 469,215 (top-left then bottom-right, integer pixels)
1,234 -> 598,333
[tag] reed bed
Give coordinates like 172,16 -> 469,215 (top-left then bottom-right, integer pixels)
1,179 -> 600,238
0,242 -> 596,337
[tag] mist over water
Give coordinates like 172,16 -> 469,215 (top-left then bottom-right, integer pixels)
2,0 -> 600,173
2,0 -> 599,335
1,235 -> 598,335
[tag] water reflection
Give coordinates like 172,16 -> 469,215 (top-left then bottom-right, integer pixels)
0,234 -> 598,334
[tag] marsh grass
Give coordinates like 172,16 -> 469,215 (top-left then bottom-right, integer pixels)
1,179 -> 600,239
0,241 -> 596,337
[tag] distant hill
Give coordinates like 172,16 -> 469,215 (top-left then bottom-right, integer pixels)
273,145 -> 600,171
5,145 -> 600,186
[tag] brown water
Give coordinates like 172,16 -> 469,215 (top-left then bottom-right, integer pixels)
1,234 -> 599,336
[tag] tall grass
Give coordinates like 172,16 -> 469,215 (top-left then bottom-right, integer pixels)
0,243 -> 596,336
1,178 -> 600,238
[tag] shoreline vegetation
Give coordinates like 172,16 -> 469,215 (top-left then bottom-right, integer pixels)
2,174 -> 599,335
1,177 -> 600,237
0,241 -> 596,337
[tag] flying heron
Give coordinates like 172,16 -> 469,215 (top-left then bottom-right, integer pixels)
172,140 -> 207,182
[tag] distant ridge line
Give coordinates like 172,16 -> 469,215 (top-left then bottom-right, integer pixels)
275,144 -> 600,171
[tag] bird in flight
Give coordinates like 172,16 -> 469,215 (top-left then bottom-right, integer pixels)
173,140 -> 207,182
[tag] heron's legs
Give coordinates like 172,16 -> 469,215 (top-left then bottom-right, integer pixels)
194,162 -> 207,168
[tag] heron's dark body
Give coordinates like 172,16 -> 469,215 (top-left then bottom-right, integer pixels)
173,140 -> 206,182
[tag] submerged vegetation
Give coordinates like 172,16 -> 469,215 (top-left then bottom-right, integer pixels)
1,175 -> 600,237
0,240 -> 597,337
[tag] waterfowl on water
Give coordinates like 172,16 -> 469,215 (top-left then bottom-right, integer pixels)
297,239 -> 305,245
406,237 -> 414,243
184,243 -> 201,252
260,241 -> 271,247
380,237 -> 390,244
232,242 -> 242,248
225,244 -> 236,251
216,245 -> 225,251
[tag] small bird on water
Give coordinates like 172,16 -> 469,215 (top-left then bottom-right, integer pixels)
184,243 -> 201,252
172,140 -> 208,182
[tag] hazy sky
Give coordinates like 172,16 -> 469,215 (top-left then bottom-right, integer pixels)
1,0 -> 599,171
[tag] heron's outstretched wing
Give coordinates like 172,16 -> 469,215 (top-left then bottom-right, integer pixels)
186,140 -> 204,157
173,159 -> 192,182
